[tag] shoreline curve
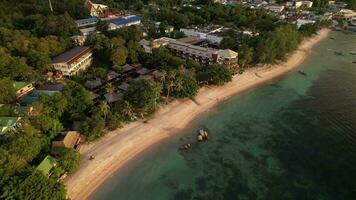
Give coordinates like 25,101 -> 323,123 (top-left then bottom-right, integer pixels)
64,28 -> 331,200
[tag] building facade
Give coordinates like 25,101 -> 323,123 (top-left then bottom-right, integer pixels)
149,37 -> 239,72
52,46 -> 93,76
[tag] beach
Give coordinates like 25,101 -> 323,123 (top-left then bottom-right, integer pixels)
64,28 -> 331,200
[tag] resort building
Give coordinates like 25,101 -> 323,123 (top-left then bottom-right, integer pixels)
13,81 -> 34,99
108,15 -> 141,30
147,37 -> 239,72
52,46 -> 93,76
51,131 -> 82,155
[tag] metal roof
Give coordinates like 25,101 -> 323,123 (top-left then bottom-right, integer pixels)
74,17 -> 98,27
52,46 -> 92,64
110,15 -> 140,26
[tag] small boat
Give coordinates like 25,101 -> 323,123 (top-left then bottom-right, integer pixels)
350,51 -> 356,55
352,61 -> 356,64
330,37 -> 335,39
298,70 -> 307,76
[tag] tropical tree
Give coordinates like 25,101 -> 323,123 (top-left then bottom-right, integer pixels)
0,79 -> 15,103
164,70 -> 177,102
196,64 -> 232,85
123,79 -> 161,114
99,101 -> 110,120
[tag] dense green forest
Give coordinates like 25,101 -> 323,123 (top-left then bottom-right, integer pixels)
0,0 -> 338,199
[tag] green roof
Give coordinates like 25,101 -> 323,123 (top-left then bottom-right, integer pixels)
36,155 -> 57,176
13,81 -> 29,91
0,117 -> 21,126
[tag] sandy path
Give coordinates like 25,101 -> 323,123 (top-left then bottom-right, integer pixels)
64,28 -> 331,200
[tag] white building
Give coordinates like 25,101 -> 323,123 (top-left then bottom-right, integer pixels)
180,28 -> 224,44
295,19 -> 316,28
52,46 -> 93,76
266,5 -> 285,13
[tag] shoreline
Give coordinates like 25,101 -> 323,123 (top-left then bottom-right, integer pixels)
64,28 -> 331,200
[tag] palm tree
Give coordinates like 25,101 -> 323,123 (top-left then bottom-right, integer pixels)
105,83 -> 115,103
174,76 -> 184,92
48,0 -> 53,12
121,101 -> 136,120
165,70 -> 177,103
99,101 -> 109,120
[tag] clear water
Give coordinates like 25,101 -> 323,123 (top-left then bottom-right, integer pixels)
91,31 -> 356,200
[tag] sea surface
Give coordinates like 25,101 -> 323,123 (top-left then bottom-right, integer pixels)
91,31 -> 356,200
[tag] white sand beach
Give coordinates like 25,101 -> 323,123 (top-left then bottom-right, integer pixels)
64,28 -> 331,200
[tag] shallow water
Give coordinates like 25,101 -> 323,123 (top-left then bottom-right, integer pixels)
91,31 -> 356,200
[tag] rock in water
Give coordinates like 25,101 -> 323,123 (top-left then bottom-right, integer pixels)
197,135 -> 203,142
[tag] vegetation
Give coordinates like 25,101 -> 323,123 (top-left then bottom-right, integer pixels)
124,79 -> 162,115
0,0 -> 332,198
197,64 -> 232,85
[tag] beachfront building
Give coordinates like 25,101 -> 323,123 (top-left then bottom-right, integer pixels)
13,81 -> 34,99
148,37 -> 239,72
295,19 -> 316,28
51,131 -> 82,155
85,0 -> 108,17
108,15 -> 141,30
36,155 -> 57,176
52,46 -> 93,76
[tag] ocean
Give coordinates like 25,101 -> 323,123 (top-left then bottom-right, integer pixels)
91,31 -> 356,200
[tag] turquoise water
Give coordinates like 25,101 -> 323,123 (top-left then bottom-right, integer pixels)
91,31 -> 356,200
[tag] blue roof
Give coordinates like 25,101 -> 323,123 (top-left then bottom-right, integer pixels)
110,16 -> 140,26
74,17 -> 98,26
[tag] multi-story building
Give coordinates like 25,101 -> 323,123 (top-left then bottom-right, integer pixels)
52,46 -> 93,76
148,37 -> 239,72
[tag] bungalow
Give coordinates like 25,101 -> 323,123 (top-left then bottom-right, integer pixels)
118,82 -> 130,91
85,78 -> 103,90
108,15 -> 141,30
13,82 -> 34,99
136,67 -> 150,76
106,71 -> 120,81
104,91 -> 123,103
0,117 -> 22,135
36,155 -> 57,176
51,131 -> 82,155
52,46 -> 93,76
